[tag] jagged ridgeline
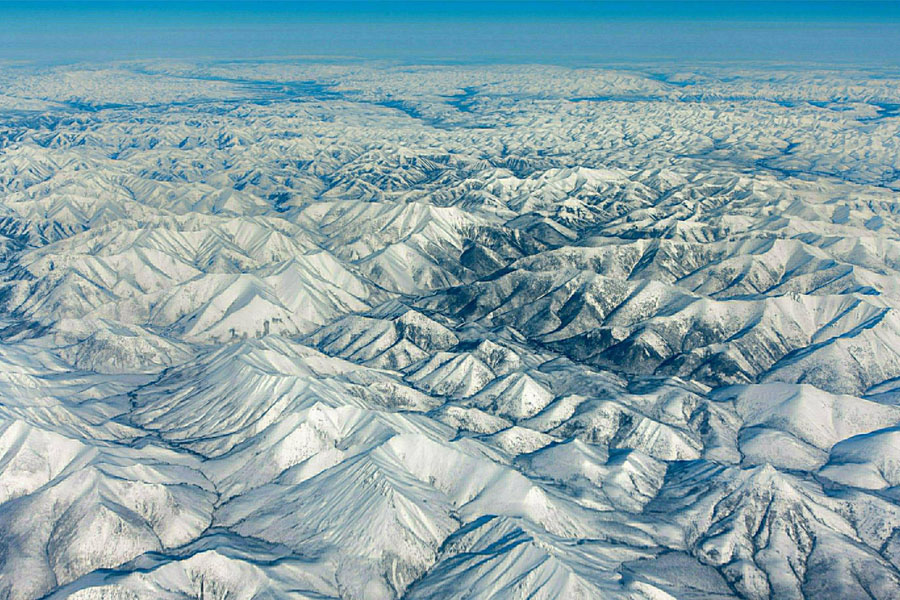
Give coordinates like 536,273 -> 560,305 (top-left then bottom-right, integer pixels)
0,62 -> 900,600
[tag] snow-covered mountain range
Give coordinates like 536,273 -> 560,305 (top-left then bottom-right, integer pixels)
1,60 -> 900,599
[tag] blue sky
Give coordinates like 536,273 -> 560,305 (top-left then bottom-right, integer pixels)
1,1 -> 899,65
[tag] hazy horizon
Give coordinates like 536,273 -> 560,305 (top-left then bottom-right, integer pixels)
1,1 -> 899,66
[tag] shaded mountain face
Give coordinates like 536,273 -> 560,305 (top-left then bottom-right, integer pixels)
1,60 -> 900,600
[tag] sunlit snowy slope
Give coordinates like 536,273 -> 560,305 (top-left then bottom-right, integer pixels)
1,61 -> 900,599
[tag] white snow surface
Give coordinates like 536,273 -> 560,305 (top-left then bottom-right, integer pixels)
0,60 -> 899,599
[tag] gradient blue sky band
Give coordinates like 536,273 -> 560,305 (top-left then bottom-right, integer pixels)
5,2 -> 900,22
1,1 -> 899,65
